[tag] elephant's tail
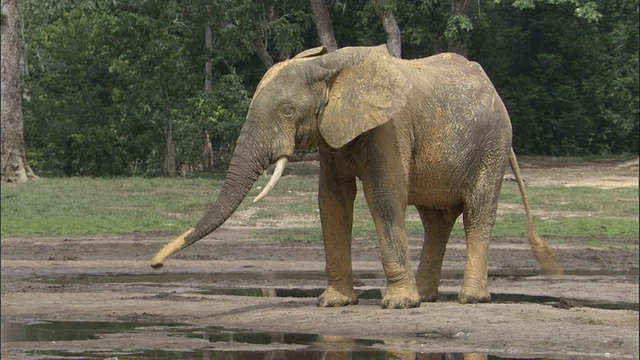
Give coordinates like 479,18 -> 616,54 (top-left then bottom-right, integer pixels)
508,148 -> 564,276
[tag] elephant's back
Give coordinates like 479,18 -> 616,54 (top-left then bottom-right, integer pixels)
405,52 -> 484,74
401,53 -> 513,207
401,52 -> 511,131
403,54 -> 495,102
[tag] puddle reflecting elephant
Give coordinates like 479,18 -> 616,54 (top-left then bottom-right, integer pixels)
418,354 -> 488,360
316,335 -> 489,360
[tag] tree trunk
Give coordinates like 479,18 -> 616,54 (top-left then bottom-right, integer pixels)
164,134 -> 176,177
253,0 -> 275,69
164,110 -> 176,177
381,10 -> 401,58
253,25 -> 275,69
310,0 -> 338,51
1,0 -> 37,183
203,129 -> 213,171
203,26 -> 214,172
204,26 -> 213,92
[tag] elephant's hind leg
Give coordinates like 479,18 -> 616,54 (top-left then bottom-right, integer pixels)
459,177 -> 503,304
317,160 -> 358,307
415,206 -> 461,302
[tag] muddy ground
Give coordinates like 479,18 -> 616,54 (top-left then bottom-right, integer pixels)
1,159 -> 639,359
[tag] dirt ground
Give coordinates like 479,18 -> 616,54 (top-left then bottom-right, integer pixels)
1,159 -> 638,359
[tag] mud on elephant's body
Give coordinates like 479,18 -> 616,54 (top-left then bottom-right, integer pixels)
152,45 -> 562,309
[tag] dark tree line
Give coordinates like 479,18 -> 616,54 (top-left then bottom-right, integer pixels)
4,0 -> 637,178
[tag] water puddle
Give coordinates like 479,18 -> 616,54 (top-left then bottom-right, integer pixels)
0,320 -> 567,359
30,269 -> 639,312
31,268 -> 640,285
0,320 -> 187,342
32,270 -> 382,284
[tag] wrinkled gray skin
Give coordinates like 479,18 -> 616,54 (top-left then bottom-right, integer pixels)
152,45 -> 561,309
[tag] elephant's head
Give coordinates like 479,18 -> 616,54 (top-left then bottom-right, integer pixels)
151,45 -> 411,268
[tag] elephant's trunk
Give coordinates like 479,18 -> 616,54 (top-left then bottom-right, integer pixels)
151,124 -> 275,268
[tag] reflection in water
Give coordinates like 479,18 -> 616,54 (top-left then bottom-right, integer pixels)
381,353 -> 488,360
18,349 -> 530,360
316,336 -> 490,360
1,320 -> 539,359
194,349 -> 493,360
197,330 -> 514,360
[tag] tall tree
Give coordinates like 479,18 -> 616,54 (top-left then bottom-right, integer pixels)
1,0 -> 37,183
381,10 -> 401,57
202,25 -> 214,172
253,0 -> 277,68
310,0 -> 338,51
366,0 -> 402,57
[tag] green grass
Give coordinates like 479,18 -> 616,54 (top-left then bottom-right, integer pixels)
499,185 -> 638,217
493,183 -> 639,236
2,164 -> 638,248
1,177 -> 224,236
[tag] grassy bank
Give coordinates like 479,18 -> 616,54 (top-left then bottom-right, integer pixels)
2,164 -> 638,246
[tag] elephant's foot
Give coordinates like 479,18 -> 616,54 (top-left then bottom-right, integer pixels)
381,287 -> 421,309
416,271 -> 442,302
317,287 -> 358,307
418,287 -> 438,302
458,284 -> 491,304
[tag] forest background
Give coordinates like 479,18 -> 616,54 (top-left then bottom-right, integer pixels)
13,0 -> 640,177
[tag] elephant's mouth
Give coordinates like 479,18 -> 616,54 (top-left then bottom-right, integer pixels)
253,157 -> 288,203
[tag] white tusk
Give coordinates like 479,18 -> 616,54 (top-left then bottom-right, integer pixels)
253,157 -> 288,203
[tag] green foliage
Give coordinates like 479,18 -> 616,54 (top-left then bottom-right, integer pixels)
178,74 -> 251,168
20,0 -> 313,176
474,0 -> 638,155
22,0 -> 205,176
207,0 -> 311,68
509,0 -> 603,22
16,0 -> 640,177
444,14 -> 474,42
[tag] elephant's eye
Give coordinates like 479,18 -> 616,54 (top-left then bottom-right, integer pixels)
279,104 -> 296,119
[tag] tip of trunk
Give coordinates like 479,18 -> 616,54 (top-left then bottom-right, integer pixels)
150,228 -> 195,268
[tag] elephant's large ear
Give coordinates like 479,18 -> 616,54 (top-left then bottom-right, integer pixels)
293,46 -> 328,59
317,46 -> 412,149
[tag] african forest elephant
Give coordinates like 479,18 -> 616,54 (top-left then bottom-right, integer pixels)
151,45 -> 562,309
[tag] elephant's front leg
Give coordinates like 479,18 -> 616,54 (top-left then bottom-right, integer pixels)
361,171 -> 421,309
317,164 -> 358,307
